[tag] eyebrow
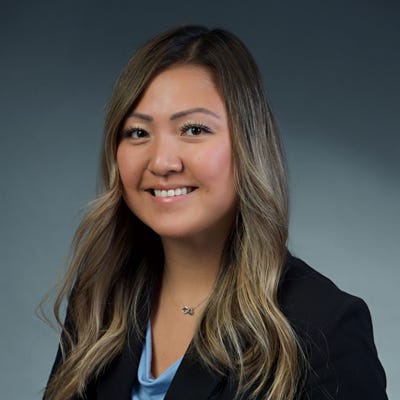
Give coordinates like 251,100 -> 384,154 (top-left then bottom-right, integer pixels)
129,112 -> 153,122
170,108 -> 220,120
128,107 -> 220,122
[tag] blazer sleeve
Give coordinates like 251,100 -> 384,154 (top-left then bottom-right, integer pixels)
303,296 -> 388,400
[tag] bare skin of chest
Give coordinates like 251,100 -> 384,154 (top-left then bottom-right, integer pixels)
150,301 -> 201,378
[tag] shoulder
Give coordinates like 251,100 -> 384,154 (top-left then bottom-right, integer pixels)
279,252 -> 388,399
279,253 -> 363,327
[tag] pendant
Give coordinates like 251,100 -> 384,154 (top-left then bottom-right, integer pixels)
182,306 -> 194,315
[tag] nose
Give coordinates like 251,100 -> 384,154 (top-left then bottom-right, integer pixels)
148,135 -> 183,176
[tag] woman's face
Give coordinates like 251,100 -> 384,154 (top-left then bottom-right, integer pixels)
117,64 -> 237,242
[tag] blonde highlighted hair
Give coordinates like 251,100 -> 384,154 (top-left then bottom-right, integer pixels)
44,26 -> 303,400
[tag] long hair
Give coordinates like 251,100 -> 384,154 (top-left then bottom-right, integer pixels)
44,26 -> 303,400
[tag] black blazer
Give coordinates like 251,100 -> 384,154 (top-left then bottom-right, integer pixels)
47,254 -> 388,399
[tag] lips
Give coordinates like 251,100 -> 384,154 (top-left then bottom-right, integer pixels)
151,187 -> 194,198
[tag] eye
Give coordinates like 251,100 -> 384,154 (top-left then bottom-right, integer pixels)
122,127 -> 149,139
181,122 -> 212,136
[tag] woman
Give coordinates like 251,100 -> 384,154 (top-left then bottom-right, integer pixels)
44,26 -> 387,400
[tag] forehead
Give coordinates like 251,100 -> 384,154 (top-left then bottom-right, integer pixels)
133,64 -> 224,114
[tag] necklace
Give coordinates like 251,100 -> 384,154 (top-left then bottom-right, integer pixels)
181,296 -> 209,316
167,291 -> 210,316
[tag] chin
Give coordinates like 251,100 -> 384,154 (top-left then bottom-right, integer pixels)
152,227 -> 198,240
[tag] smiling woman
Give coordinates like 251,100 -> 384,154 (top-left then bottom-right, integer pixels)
43,26 -> 388,400
117,65 -> 236,241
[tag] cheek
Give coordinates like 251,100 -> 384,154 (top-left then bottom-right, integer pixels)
116,145 -> 140,189
197,143 -> 235,190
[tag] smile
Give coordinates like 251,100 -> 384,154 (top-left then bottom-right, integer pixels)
152,187 -> 194,198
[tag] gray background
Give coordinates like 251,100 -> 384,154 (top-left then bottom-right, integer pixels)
1,0 -> 398,399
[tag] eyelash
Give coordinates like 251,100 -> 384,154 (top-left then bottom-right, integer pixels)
120,122 -> 212,139
180,122 -> 212,136
121,127 -> 148,139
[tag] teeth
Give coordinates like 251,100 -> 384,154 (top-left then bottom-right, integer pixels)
153,187 -> 191,198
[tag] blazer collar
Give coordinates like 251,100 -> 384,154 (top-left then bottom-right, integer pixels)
96,321 -> 226,400
165,351 -> 225,400
96,324 -> 144,400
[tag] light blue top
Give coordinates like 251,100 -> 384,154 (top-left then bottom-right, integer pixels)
132,322 -> 183,400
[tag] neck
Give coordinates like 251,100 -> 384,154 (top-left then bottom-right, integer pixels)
160,235 -> 226,303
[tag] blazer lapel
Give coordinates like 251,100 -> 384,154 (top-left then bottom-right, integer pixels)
165,352 -> 226,400
95,300 -> 227,400
96,326 -> 145,400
